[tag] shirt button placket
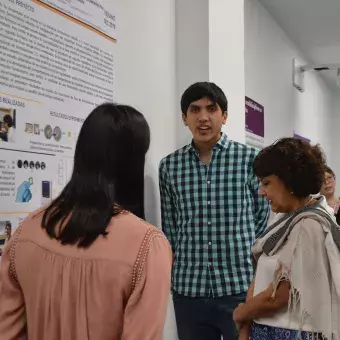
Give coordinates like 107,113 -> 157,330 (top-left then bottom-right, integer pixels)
207,185 -> 212,271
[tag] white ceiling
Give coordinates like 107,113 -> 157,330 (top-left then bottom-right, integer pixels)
258,0 -> 340,87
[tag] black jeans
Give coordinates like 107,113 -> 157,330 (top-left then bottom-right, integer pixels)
173,291 -> 246,340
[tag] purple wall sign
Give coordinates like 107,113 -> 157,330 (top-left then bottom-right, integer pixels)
293,132 -> 310,143
245,97 -> 264,138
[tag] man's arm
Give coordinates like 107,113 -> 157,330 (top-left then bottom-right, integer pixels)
248,168 -> 270,237
159,160 -> 177,253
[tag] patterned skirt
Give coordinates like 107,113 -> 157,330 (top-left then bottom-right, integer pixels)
250,322 -> 326,340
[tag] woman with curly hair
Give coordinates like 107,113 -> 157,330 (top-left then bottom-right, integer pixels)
233,138 -> 340,340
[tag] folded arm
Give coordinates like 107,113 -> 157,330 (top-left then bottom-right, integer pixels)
234,279 -> 290,324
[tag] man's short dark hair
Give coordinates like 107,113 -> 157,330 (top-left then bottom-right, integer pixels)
181,82 -> 228,115
253,138 -> 326,198
3,115 -> 13,128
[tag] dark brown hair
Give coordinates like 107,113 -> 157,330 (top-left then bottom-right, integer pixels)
325,166 -> 335,177
253,138 -> 326,198
42,103 -> 150,248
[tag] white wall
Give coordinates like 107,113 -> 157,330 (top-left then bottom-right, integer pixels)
175,0 -> 246,146
116,0 -> 177,227
209,0 -> 245,144
245,0 -> 333,159
115,2 -> 178,338
175,0 -> 209,148
330,91 -> 340,194
116,1 -> 247,339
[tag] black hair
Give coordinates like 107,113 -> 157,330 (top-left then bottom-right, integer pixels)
254,138 -> 326,198
42,103 -> 150,247
325,166 -> 335,177
180,82 -> 228,115
5,222 -> 11,231
336,212 -> 340,225
3,115 -> 13,128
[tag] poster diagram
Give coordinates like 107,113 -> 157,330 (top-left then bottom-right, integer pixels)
245,96 -> 265,148
0,150 -> 62,212
0,0 -> 117,252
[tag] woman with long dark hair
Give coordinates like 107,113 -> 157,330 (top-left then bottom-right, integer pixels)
0,103 -> 172,340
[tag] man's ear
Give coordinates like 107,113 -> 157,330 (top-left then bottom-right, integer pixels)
182,113 -> 188,126
222,111 -> 228,124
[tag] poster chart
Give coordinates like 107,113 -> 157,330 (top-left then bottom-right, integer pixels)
0,0 -> 117,255
245,96 -> 265,149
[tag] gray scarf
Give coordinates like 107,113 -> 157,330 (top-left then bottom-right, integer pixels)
258,197 -> 340,259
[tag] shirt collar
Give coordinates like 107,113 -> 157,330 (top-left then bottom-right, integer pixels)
183,132 -> 229,154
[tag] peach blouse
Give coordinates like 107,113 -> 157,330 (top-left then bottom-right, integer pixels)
0,211 -> 172,340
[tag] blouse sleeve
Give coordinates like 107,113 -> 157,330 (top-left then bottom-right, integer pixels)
0,229 -> 26,339
122,230 -> 172,340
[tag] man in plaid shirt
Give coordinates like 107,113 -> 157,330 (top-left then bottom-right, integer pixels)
159,82 -> 269,340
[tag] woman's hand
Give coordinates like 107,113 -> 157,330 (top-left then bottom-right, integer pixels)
239,330 -> 250,340
233,281 -> 290,323
234,303 -> 251,339
237,319 -> 251,340
233,302 -> 245,324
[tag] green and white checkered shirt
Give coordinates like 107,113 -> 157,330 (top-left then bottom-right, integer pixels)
159,133 -> 269,297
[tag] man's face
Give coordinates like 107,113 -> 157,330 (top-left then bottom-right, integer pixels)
182,98 -> 227,145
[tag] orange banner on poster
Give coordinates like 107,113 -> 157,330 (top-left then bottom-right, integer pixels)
32,0 -> 116,43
